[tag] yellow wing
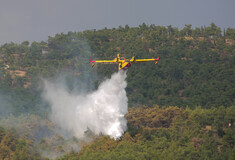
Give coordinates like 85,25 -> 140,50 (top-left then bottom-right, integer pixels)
90,54 -> 123,66
90,59 -> 118,64
89,55 -> 119,68
130,57 -> 159,64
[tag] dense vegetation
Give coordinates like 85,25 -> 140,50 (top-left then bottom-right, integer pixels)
0,23 -> 234,112
61,105 -> 235,160
0,23 -> 234,159
0,126 -> 42,159
0,106 -> 234,160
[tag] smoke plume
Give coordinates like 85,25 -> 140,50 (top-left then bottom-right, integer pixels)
43,71 -> 128,139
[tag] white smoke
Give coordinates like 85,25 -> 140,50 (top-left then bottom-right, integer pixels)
42,71 -> 128,139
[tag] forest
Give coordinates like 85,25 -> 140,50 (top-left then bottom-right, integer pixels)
0,23 -> 234,159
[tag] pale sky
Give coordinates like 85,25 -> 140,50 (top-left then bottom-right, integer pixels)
0,0 -> 234,45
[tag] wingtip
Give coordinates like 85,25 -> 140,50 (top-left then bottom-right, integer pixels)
89,59 -> 95,63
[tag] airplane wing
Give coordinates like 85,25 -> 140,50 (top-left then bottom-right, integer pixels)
89,59 -> 118,64
130,57 -> 159,64
89,58 -> 119,68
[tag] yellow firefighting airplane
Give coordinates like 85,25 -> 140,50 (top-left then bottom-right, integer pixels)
90,54 -> 159,70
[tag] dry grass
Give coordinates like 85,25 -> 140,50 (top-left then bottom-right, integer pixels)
24,82 -> 31,88
225,39 -> 235,46
9,70 -> 26,77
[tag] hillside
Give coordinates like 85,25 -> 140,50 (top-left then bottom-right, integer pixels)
0,23 -> 234,159
0,106 -> 234,160
0,23 -> 235,114
61,105 -> 235,160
